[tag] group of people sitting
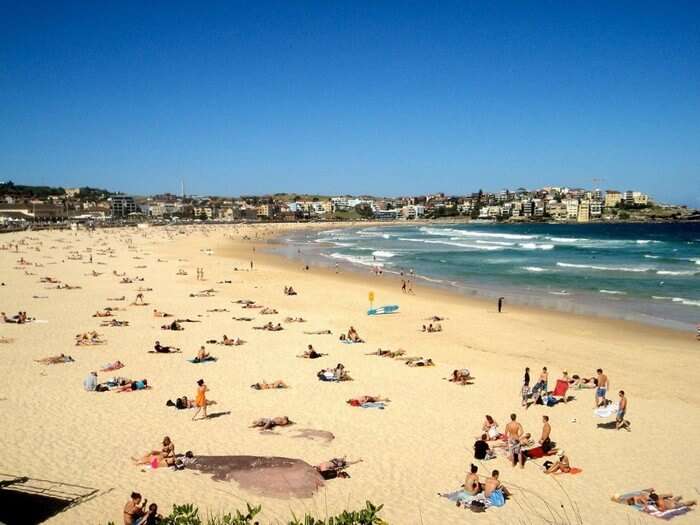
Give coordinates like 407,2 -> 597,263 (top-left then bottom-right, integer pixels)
283,286 -> 297,295
76,331 -> 105,345
254,322 -> 283,331
317,363 -> 351,382
421,323 -> 443,333
339,326 -> 363,343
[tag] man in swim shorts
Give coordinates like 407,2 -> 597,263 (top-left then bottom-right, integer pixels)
616,390 -> 629,430
595,368 -> 608,407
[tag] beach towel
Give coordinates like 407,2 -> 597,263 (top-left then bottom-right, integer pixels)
553,379 -> 569,398
360,402 -> 386,409
188,357 -> 217,363
551,467 -> 582,475
595,403 -> 619,418
612,490 -> 692,520
439,490 -> 491,508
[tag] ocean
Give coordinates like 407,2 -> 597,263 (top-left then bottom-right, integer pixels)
274,222 -> 700,331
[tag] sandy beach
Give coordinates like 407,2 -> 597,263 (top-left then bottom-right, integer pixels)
1,223 -> 698,524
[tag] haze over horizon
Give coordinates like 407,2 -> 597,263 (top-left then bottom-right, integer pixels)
1,2 -> 699,206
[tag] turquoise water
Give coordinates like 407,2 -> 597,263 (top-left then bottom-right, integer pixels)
279,222 -> 700,331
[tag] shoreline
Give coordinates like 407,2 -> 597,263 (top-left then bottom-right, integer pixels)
226,224 -> 697,338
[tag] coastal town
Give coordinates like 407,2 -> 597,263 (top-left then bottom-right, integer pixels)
0,181 -> 696,228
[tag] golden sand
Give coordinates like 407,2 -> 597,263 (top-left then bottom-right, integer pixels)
0,223 -> 698,524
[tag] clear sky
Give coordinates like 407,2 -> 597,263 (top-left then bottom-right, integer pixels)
1,2 -> 699,205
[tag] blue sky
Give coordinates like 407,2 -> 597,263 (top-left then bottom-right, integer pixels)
1,1 -> 699,205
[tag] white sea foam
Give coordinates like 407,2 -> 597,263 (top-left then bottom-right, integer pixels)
545,236 -> 588,242
656,270 -> 697,276
651,296 -> 700,307
548,290 -> 570,296
522,266 -> 546,272
519,242 -> 554,250
372,250 -> 397,258
398,237 -> 503,250
599,289 -> 627,295
635,239 -> 661,244
326,253 -> 384,267
419,226 -> 537,240
644,255 -> 660,259
556,262 -> 652,273
473,239 -> 515,246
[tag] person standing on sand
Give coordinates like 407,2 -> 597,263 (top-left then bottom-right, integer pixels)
616,390 -> 630,431
505,414 -> 524,468
192,379 -> 209,421
250,260 -> 254,270
401,280 -> 406,293
498,297 -> 504,313
596,368 -> 609,407
539,415 -> 552,453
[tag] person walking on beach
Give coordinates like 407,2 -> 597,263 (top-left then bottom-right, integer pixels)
521,367 -> 530,407
596,368 -> 609,407
192,379 -> 209,421
250,260 -> 254,270
401,280 -> 406,293
497,297 -> 504,313
616,390 -> 630,431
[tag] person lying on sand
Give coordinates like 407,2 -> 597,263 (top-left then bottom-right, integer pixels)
543,452 -> 570,474
619,490 -> 697,510
232,317 -> 254,321
39,276 -> 60,283
250,416 -> 293,430
570,374 -> 597,389
153,309 -> 172,317
107,296 -> 125,301
153,341 -> 180,353
176,318 -> 201,323
92,310 -> 113,317
100,319 -> 129,327
405,357 -> 434,367
176,269 -> 188,275
368,348 -> 406,358
0,336 -> 15,344
314,457 -> 362,480
120,277 -> 133,284
426,315 -> 445,321
304,329 -> 332,335
132,436 -> 175,467
166,395 -> 217,409
161,321 -> 184,331
233,299 -> 255,304
2,311 -> 33,324
251,380 -> 288,390
207,308 -> 229,312
284,316 -> 306,323
346,395 -> 389,406
35,354 -> 74,365
449,369 -> 472,384
189,289 -> 216,297
101,360 -> 124,372
115,379 -> 149,392
260,307 -> 278,315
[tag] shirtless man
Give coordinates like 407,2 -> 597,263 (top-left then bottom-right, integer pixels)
596,368 -> 609,407
123,492 -> 147,525
505,413 -> 525,468
483,470 -> 511,499
464,464 -> 482,495
616,390 -> 630,430
539,415 -> 552,453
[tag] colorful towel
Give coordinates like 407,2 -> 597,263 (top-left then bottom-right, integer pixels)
360,402 -> 386,409
612,490 -> 692,520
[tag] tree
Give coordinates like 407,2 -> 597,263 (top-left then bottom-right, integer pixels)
354,203 -> 375,219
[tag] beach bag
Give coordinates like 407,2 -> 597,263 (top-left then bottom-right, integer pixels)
469,501 -> 486,513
